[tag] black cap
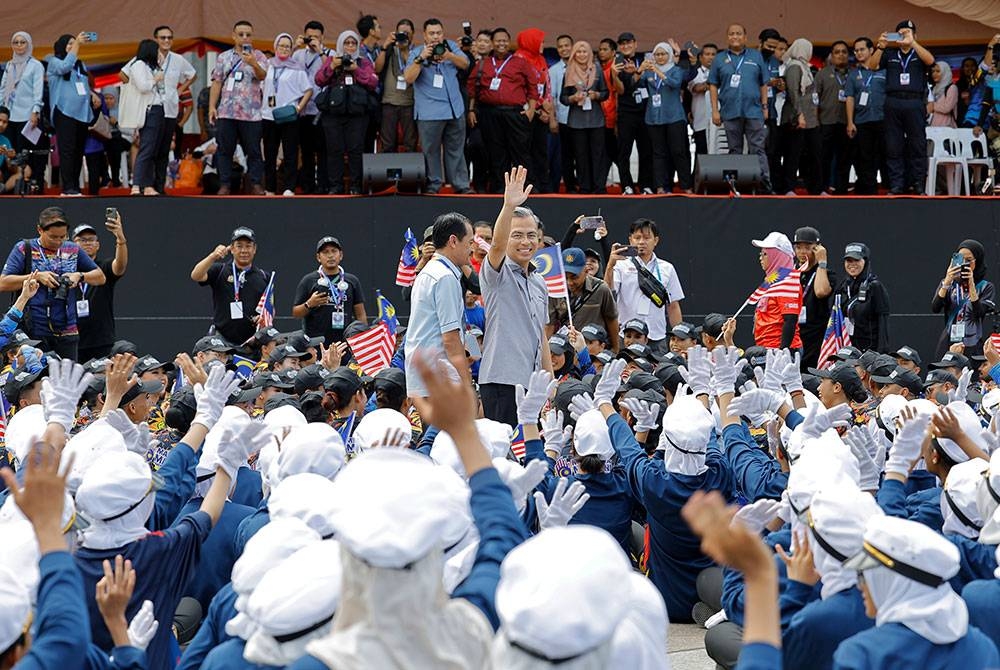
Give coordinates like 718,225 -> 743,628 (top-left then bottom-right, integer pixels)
422,225 -> 434,242
294,364 -> 331,395
374,367 -> 406,393
619,343 -> 655,363
343,320 -> 369,340
37,206 -> 68,229
871,367 -> 923,396
268,344 -> 310,366
929,352 -> 970,371
895,346 -> 922,366
623,319 -> 649,336
743,345 -> 768,369
111,340 -> 139,356
231,227 -> 256,242
924,369 -> 959,389
617,31 -> 636,43
134,355 -> 176,375
865,354 -> 898,378
580,324 -> 608,344
250,327 -> 281,346
670,322 -> 697,341
702,313 -> 726,339
584,248 -> 602,263
654,363 -> 685,390
622,389 -> 665,413
83,357 -> 110,375
264,393 -> 301,413
895,19 -> 915,32
323,366 -> 363,398
72,223 -> 97,238
284,331 -> 324,353
801,373 -> 821,396
193,336 -> 235,355
2,330 -> 40,353
831,345 -> 863,363
255,371 -> 295,390
3,367 -> 44,403
119,378 -> 165,405
595,350 -> 614,365
843,243 -> 869,261
316,236 -> 342,253
658,351 -> 687,368
548,334 -> 573,357
623,371 -> 662,393
806,362 -> 867,402
227,384 -> 263,406
553,378 -> 593,424
793,226 -> 821,244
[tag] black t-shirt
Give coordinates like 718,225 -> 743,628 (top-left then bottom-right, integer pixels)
799,265 -> 838,333
293,268 -> 365,344
77,258 -> 122,349
879,48 -> 930,96
199,262 -> 269,345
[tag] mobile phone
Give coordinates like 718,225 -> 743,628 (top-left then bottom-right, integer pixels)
105,207 -> 118,222
614,53 -> 625,66
242,44 -> 252,54
621,246 -> 639,257
83,32 -> 98,42
579,215 -> 604,230
885,32 -> 903,42
951,252 -> 965,268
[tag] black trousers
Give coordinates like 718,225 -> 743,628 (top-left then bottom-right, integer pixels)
616,109 -> 651,189
322,113 -> 367,193
799,323 -> 826,370
781,125 -> 822,194
820,122 -> 852,193
648,121 -> 692,191
54,109 -> 88,193
104,133 -> 131,186
693,129 -> 708,157
133,105 -> 169,189
215,118 -> 264,187
84,152 -> 106,195
262,119 -> 300,193
569,126 -> 606,194
528,116 -> 550,193
600,126 -> 618,190
555,123 -> 578,191
854,120 -> 885,195
37,334 -> 79,362
765,118 -> 783,191
884,97 -> 927,193
480,106 -> 531,193
480,382 -> 518,428
4,120 -> 49,188
465,124 -> 490,192
154,115 -> 178,192
298,114 -> 328,193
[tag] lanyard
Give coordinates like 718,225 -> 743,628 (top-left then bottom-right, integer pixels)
860,70 -> 874,89
232,261 -> 247,301
900,50 -> 916,73
34,240 -> 61,272
651,72 -> 665,91
273,67 -> 286,94
729,52 -> 746,73
361,44 -> 377,64
834,71 -> 846,88
227,51 -> 245,80
395,46 -> 405,74
492,54 -> 513,77
318,267 -> 346,306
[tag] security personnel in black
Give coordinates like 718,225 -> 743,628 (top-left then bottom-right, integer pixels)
615,31 -> 653,194
793,226 -> 836,370
867,20 -> 935,194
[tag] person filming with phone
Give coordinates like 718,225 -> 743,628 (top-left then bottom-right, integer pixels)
72,209 -> 129,363
931,239 -> 996,359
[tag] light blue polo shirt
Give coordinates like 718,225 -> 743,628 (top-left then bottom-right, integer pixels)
407,40 -> 466,121
404,253 -> 465,396
707,47 -> 768,121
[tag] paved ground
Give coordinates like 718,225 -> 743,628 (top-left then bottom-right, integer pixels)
669,623 -> 715,670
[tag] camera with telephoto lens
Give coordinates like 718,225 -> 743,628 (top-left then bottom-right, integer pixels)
432,42 -> 450,58
460,21 -> 473,47
53,274 -> 73,301
395,31 -> 409,45
340,53 -> 353,66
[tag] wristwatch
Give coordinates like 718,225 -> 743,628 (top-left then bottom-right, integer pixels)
818,261 -> 828,269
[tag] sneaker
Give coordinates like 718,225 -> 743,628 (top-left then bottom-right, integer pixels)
282,189 -> 295,196
641,187 -> 653,195
623,186 -> 635,195
216,185 -> 231,196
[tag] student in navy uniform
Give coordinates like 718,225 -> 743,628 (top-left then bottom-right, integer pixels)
838,515 -> 999,669
847,37 -> 887,195
292,236 -> 367,346
708,23 -> 772,192
867,20 -> 935,194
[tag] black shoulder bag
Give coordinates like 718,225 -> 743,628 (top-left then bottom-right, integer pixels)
630,258 -> 670,309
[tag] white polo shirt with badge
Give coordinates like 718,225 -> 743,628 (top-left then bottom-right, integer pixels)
612,255 -> 684,341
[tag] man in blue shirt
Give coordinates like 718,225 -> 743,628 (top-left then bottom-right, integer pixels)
0,207 -> 105,361
403,18 -> 472,194
758,28 -> 785,192
847,37 -> 888,195
708,24 -> 772,191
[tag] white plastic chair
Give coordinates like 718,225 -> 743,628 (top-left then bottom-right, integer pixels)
925,126 -> 967,196
955,127 -> 992,195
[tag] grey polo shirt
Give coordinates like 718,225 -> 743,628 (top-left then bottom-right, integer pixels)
478,256 -> 549,387
404,254 -> 464,396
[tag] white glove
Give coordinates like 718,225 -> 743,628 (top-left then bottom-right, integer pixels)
568,393 -> 598,420
534,478 -> 590,529
193,365 -> 242,430
104,410 -> 151,455
710,346 -> 744,397
620,397 -> 661,432
752,349 -> 785,393
41,358 -> 94,431
515,370 -> 558,426
685,345 -> 712,397
776,489 -> 793,524
727,382 -> 786,417
505,459 -> 548,510
799,402 -> 853,439
733,498 -> 782,535
541,410 -> 572,455
127,600 -> 159,651
778,350 -> 804,394
948,368 -> 973,403
216,421 -> 272,479
884,411 -> 932,477
594,359 -> 627,407
845,427 -> 885,491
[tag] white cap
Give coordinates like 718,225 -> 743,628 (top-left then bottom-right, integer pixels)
274,424 -> 346,482
263,405 -> 307,441
573,409 -> 613,459
61,422 -> 127,494
326,449 -> 459,568
5,404 -> 45,463
475,418 -> 516,459
809,486 -> 884,563
436,466 -> 474,552
269,473 -> 339,539
608,573 -> 669,668
942,457 -> 989,539
982,389 -> 1000,419
496,526 -> 632,661
751,231 -> 794,258
658,394 -> 714,454
0,565 -> 30,651
876,395 -> 908,435
257,441 -> 280,498
0,489 -> 76,536
845,514 -> 960,583
0,519 -> 40,598
198,406 -> 251,483
787,443 -> 859,518
231,517 -> 321,596
978,449 -> 1000,543
352,408 -> 413,450
430,431 -> 466,478
76,451 -> 152,522
934,402 -> 984,464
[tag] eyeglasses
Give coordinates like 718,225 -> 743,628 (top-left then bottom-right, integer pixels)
76,237 -> 99,245
509,232 -> 540,242
156,35 -> 174,41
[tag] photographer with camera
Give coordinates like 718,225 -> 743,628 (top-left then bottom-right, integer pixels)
404,18 -> 472,194
293,21 -> 333,194
0,206 -> 106,361
931,240 -> 996,359
0,106 -> 33,194
378,19 -> 418,153
72,209 -> 129,363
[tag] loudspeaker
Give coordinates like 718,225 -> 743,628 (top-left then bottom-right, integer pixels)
362,153 -> 426,194
693,154 -> 763,195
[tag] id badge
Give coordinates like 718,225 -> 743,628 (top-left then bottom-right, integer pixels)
225,77 -> 236,92
639,88 -> 649,100
634,92 -> 643,104
76,299 -> 90,317
729,73 -> 741,88
858,91 -> 870,107
582,97 -> 592,111
345,75 -> 354,86
267,95 -> 276,107
332,309 -> 345,329
234,71 -> 245,82
837,89 -> 847,102
651,93 -> 662,108
950,322 -> 966,342
432,73 -> 444,88
899,73 -> 910,86
230,301 -> 244,319
767,86 -> 774,98
798,305 -> 807,325
845,318 -> 855,336
75,81 -> 87,96
489,77 -> 502,91
537,83 -> 545,97
396,76 -> 407,91
811,92 -> 819,106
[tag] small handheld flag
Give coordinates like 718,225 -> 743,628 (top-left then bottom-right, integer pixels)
817,294 -> 852,369
395,228 -> 420,287
232,355 -> 256,381
347,322 -> 396,375
377,291 -> 398,335
746,266 -> 801,307
255,272 -> 276,328
532,243 -> 569,299
510,424 -> 526,460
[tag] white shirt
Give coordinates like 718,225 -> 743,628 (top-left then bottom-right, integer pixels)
688,66 -> 711,132
293,46 -> 332,116
157,51 -> 196,118
612,255 -> 685,340
549,60 -> 569,125
261,65 -> 312,121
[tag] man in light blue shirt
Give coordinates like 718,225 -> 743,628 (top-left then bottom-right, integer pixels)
548,34 -> 577,193
404,18 -> 472,194
404,213 -> 475,397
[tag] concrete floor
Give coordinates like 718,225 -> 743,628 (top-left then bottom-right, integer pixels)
668,623 -> 716,670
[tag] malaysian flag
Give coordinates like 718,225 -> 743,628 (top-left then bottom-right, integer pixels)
347,322 -> 396,375
532,243 -> 568,298
817,294 -> 852,369
746,266 -> 801,306
510,424 -> 526,460
377,291 -> 398,333
395,228 -> 420,287
232,355 -> 256,381
336,411 -> 357,454
991,332 -> 1000,353
255,272 -> 276,328
474,234 -> 492,254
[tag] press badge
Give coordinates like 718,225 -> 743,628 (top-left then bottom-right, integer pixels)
332,309 -> 345,329
729,74 -> 741,88
230,301 -> 244,319
234,71 -> 245,82
812,92 -> 819,106
798,305 -> 807,324
767,87 -> 774,98
76,299 -> 90,317
951,322 -> 965,342
582,97 -> 592,111
75,82 -> 87,96
899,73 -> 910,86
651,94 -> 662,108
838,90 -> 847,102
489,77 -> 502,91
396,76 -> 407,90
433,74 -> 444,88
345,76 -> 354,86
639,88 -> 649,99
858,92 -> 869,106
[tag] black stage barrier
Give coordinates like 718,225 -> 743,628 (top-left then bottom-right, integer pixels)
1,195 -> 997,361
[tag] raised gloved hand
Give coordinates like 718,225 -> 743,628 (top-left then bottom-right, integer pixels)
778,350 -> 804,394
515,370 -> 558,426
799,402 -> 853,439
127,600 -> 159,651
104,410 -> 151,455
193,364 -> 242,431
620,397 -> 661,432
534,478 -> 590,529
752,349 -> 785,393
568,392 -> 598,421
884,406 -> 932,477
947,368 -> 973,403
733,498 -> 783,535
844,426 -> 885,491
505,459 -> 548,510
727,382 -> 786,418
216,421 -> 272,479
41,358 -> 94,431
685,345 -> 712,397
710,346 -> 745,398
594,359 -> 627,407
541,410 -> 573,455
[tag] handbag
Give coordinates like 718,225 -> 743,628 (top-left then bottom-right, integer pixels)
89,112 -> 112,140
630,258 -> 670,308
272,104 -> 299,125
316,84 -> 348,114
117,59 -> 154,130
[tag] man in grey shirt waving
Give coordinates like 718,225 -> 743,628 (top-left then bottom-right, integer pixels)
478,165 -> 552,425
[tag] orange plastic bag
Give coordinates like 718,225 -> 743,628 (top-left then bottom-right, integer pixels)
175,157 -> 202,189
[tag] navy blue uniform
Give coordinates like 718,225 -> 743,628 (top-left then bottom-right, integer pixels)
177,583 -> 238,670
876,477 -> 943,531
176,497 -> 254,610
148,441 -> 198,531
963,579 -> 1000,652
879,47 -> 931,193
16,552 -> 91,670
201,637 -> 277,669
782,584 -> 872,670
833,621 -> 998,669
233,501 -> 270,557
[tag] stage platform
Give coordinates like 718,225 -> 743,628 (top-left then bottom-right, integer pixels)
2,194 -> 997,360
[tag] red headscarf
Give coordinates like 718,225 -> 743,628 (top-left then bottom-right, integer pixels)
516,28 -> 547,75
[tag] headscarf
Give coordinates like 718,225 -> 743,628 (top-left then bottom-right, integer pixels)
53,34 -> 86,79
958,238 -> 987,283
809,486 -> 883,600
3,32 -> 33,104
102,88 -> 119,112
783,38 -> 814,96
336,30 -> 361,58
564,41 -> 596,90
270,33 -> 305,71
651,42 -> 674,74
761,246 -> 795,278
516,28 -> 547,76
865,561 -> 968,644
932,60 -> 953,101
657,394 -> 713,476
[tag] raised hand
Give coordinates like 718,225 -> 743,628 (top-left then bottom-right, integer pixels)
685,345 -> 712,397
504,459 -> 548,510
216,421 -> 272,479
127,600 -> 159,651
534,478 -> 590,529
778,350 -> 804,393
948,368 -> 973,403
727,382 -> 786,418
844,426 -> 885,491
884,405 -> 932,476
568,392 -> 598,420
42,358 -> 94,431
104,410 -> 151,455
799,402 -> 852,439
733,498 -> 783,534
192,364 -> 242,431
503,165 -> 533,208
710,346 -> 745,397
775,530 -> 820,586
541,409 -> 572,455
620,397 -> 661,432
96,555 -> 136,647
515,370 -> 557,426
594,359 -> 627,406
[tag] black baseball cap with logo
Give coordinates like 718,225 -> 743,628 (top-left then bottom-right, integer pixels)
548,334 -> 573,357
793,226 -> 821,244
743,346 -> 768,369
923,369 -> 959,389
3,367 -> 45,403
623,319 -> 649,337
865,354 -> 898,378
268,344 -> 310,366
120,379 -> 165,405
249,327 -> 281,346
111,340 -> 139,356
670,322 -> 697,341
929,352 -> 970,371
871,367 -> 923,396
1,330 -> 40,354
894,346 -> 922,367
193,336 -> 235,355
374,367 -> 406,393
702,313 -> 727,339
294,364 -> 332,395
323,366 -> 363,398
580,324 -> 608,344
806,362 -> 867,402
231,227 -> 256,242
135,355 -> 176,375
831,346 -> 863,363
316,236 -> 342,253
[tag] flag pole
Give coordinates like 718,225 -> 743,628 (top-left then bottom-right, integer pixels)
731,298 -> 751,319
